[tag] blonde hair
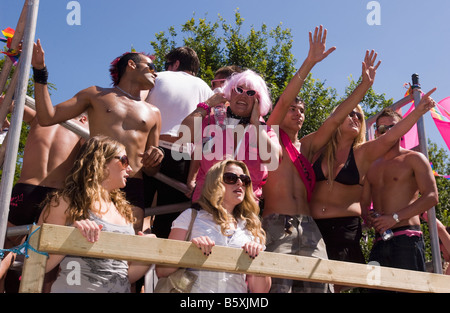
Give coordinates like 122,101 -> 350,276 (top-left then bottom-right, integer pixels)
323,104 -> 366,187
41,136 -> 134,225
198,159 -> 266,244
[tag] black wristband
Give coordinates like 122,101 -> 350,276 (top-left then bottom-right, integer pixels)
33,66 -> 48,85
157,146 -> 165,156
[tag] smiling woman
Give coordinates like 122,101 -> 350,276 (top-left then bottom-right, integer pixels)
180,69 -> 281,203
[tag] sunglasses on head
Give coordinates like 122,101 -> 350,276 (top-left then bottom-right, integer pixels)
114,155 -> 129,168
376,124 -> 395,135
211,78 -> 226,88
223,172 -> 252,186
164,61 -> 174,71
349,110 -> 363,121
234,86 -> 257,97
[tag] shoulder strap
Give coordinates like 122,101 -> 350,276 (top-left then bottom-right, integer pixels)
184,209 -> 198,241
279,129 -> 316,202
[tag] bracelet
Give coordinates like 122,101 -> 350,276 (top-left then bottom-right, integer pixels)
297,71 -> 305,81
156,146 -> 165,156
197,102 -> 211,114
33,66 -> 48,85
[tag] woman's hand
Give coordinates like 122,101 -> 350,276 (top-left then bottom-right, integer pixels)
73,219 -> 103,243
242,241 -> 266,259
361,49 -> 381,87
191,236 -> 215,256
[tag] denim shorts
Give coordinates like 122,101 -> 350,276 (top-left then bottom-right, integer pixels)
262,214 -> 333,293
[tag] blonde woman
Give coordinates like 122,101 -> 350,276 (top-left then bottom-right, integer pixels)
156,159 -> 270,293
38,136 -> 154,293
310,89 -> 437,275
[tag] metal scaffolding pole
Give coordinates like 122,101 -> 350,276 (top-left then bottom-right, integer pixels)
0,0 -> 40,256
411,73 -> 442,274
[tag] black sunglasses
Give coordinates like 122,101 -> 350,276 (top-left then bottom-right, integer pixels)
376,124 -> 395,135
146,62 -> 157,73
164,61 -> 174,71
349,110 -> 363,121
114,155 -> 129,168
223,172 -> 252,186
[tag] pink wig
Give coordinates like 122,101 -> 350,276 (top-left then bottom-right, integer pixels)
222,69 -> 272,117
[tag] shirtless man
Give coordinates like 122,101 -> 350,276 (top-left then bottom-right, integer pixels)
362,108 -> 439,277
262,26 -> 380,293
0,101 -> 88,292
31,39 -> 163,233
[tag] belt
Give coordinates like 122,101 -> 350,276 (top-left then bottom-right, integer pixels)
375,225 -> 422,242
159,140 -> 193,155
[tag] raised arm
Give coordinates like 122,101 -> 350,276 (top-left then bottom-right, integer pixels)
301,50 -> 381,157
32,39 -> 91,126
267,25 -> 336,127
361,88 -> 437,165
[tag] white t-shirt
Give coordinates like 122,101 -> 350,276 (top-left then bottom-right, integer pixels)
146,71 -> 213,137
172,208 -> 255,293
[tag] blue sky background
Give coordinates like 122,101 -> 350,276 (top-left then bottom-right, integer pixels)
1,0 -> 449,154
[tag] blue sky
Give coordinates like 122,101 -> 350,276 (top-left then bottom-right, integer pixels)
1,0 -> 449,154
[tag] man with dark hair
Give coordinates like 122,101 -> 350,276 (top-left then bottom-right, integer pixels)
145,46 -> 213,238
164,46 -> 200,75
362,102 -> 439,285
31,39 -> 163,234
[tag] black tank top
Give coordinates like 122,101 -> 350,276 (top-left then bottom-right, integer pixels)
312,147 -> 361,186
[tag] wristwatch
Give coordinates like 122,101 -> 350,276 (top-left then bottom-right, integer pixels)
393,213 -> 400,223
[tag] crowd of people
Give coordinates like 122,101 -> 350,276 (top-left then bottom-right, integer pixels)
0,25 -> 447,293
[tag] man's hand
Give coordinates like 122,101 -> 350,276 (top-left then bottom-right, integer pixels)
140,146 -> 164,168
31,39 -> 45,69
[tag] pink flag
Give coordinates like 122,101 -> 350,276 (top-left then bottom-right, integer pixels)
431,97 -> 450,151
400,102 -> 419,149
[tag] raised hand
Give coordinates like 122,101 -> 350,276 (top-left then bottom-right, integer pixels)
361,50 -> 381,86
415,88 -> 437,115
306,25 -> 336,64
31,39 -> 45,69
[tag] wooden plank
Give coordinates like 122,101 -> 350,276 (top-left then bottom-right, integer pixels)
33,223 -> 450,293
19,225 -> 48,293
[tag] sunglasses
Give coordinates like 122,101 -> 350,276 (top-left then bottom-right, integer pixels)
164,61 -> 174,71
223,172 -> 252,187
376,124 -> 395,135
234,86 -> 257,97
114,155 -> 129,168
349,110 -> 363,121
146,62 -> 157,73
211,78 -> 226,89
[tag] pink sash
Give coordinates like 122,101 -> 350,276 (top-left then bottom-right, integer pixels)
279,129 -> 316,202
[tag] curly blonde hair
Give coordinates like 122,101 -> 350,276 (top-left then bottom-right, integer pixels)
41,136 -> 134,225
198,159 -> 266,244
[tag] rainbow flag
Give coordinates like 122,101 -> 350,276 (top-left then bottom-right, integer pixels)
0,27 -> 20,65
430,163 -> 450,180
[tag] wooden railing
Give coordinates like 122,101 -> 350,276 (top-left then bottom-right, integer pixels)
19,224 -> 450,293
